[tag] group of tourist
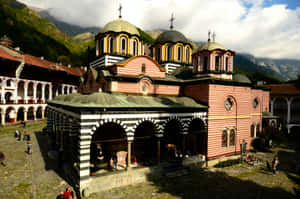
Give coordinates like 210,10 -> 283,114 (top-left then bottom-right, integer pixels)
56,187 -> 76,199
14,129 -> 32,154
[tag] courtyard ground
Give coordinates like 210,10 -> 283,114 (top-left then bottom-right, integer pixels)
0,121 -> 299,199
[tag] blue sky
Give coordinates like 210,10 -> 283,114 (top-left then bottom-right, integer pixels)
262,0 -> 300,9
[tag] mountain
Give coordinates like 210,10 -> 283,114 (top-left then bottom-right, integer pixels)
38,9 -> 101,37
256,58 -> 300,80
0,0 -> 95,66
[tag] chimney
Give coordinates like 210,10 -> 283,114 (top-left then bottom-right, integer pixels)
84,67 -> 87,71
15,47 -> 20,51
68,64 -> 71,68
40,56 -> 44,60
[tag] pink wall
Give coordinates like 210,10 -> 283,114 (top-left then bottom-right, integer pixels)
184,83 -> 269,159
116,56 -> 165,78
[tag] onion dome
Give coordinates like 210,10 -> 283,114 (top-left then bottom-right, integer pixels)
233,73 -> 252,84
195,41 -> 227,53
155,30 -> 189,44
100,19 -> 140,36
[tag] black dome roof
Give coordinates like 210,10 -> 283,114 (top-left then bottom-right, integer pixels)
156,30 -> 189,44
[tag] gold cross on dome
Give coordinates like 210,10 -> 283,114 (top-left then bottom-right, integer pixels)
170,13 -> 175,30
119,4 -> 122,19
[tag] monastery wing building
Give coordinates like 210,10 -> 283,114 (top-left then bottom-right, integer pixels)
45,13 -> 270,193
0,36 -> 85,125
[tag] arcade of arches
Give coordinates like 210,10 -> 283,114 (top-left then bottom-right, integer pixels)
0,76 -> 77,125
46,105 -> 207,189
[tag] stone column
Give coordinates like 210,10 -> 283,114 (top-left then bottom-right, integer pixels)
41,108 -> 45,119
33,109 -> 36,120
33,83 -> 37,103
287,98 -> 292,124
24,110 -> 28,121
1,111 -> 5,125
49,84 -> 53,100
157,137 -> 161,165
66,86 -> 69,95
270,99 -> 274,114
24,82 -> 28,104
1,86 -> 5,104
14,84 -> 18,104
127,140 -> 132,169
41,84 -> 45,103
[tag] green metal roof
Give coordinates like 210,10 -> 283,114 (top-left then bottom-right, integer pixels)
195,41 -> 227,53
156,30 -> 189,44
50,93 -> 207,109
100,19 -> 140,36
233,73 -> 252,84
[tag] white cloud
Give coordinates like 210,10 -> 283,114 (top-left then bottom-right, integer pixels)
17,0 -> 300,60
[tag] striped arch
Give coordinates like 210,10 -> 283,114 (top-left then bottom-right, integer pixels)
162,116 -> 184,134
134,118 -> 160,135
185,116 -> 207,130
90,118 -> 127,136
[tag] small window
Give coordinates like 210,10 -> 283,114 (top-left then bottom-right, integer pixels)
177,46 -> 182,62
251,124 -> 255,137
229,129 -> 235,146
108,36 -> 114,53
224,98 -> 233,111
185,47 -> 190,63
120,37 -> 127,54
6,80 -> 11,87
133,39 -> 138,56
222,130 -> 228,147
166,45 -> 172,61
256,123 -> 260,136
253,98 -> 259,108
99,39 -> 104,55
204,56 -> 208,72
156,47 -> 161,62
141,64 -> 146,73
197,56 -> 201,71
215,56 -> 220,71
225,57 -> 229,72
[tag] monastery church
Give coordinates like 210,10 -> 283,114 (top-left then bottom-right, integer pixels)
0,6 -> 270,193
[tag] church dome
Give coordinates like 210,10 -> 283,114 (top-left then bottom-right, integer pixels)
195,41 -> 227,53
233,73 -> 252,84
156,30 -> 189,44
100,19 -> 140,36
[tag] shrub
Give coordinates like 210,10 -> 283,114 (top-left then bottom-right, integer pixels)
214,158 -> 242,168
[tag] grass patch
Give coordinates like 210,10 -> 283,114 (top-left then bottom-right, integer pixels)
214,158 -> 243,168
236,170 -> 259,179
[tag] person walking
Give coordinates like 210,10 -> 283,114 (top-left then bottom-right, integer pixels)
0,152 -> 6,166
27,141 -> 32,154
14,129 -> 19,138
63,187 -> 72,199
18,131 -> 22,141
272,155 -> 279,175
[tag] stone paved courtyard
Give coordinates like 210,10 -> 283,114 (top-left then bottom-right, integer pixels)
0,121 -> 300,199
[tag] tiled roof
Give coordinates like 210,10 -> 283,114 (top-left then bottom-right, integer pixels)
0,48 -> 20,62
264,84 -> 300,95
24,55 -> 85,77
0,44 -> 85,77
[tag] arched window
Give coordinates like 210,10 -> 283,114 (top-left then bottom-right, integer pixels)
99,39 -> 104,55
156,47 -> 161,62
185,47 -> 190,63
222,130 -> 228,147
165,45 -> 172,61
225,57 -> 229,72
215,56 -> 220,71
108,36 -> 114,54
197,56 -> 201,71
229,129 -> 235,146
133,39 -> 138,56
251,124 -> 255,137
120,37 -> 127,55
204,56 -> 208,72
177,46 -> 182,62
256,123 -> 260,136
